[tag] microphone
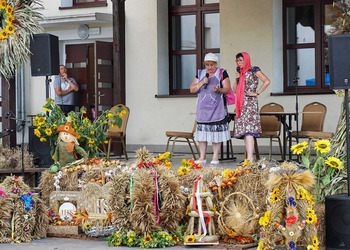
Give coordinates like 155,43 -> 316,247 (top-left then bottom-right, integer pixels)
5,112 -> 10,119
236,67 -> 240,84
204,73 -> 209,89
5,128 -> 14,133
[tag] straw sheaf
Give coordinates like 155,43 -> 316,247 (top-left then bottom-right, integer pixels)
0,176 -> 47,242
130,168 -> 161,234
31,199 -> 48,239
0,147 -> 35,170
266,163 -> 316,191
39,170 -> 80,205
178,167 -> 223,192
313,201 -> 325,247
0,195 -> 12,243
155,167 -> 187,232
0,0 -> 43,78
81,182 -> 112,214
107,171 -> 131,232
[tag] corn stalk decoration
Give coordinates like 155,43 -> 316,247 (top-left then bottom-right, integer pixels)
323,0 -> 350,196
0,0 -> 43,79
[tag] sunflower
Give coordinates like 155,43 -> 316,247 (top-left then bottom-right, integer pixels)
0,1 -> 6,9
6,15 -> 13,24
0,30 -> 8,39
37,117 -> 46,125
178,166 -> 190,175
119,110 -> 127,117
296,191 -> 305,200
173,235 -> 179,242
325,157 -> 343,170
6,5 -> 13,15
165,161 -> 172,169
257,239 -> 267,250
158,152 -> 170,160
115,241 -> 121,246
290,141 -> 308,155
185,235 -> 195,243
83,223 -> 91,230
307,245 -> 317,250
314,140 -> 330,154
143,235 -> 152,243
168,235 -> 173,241
89,138 -> 95,144
272,187 -> 279,196
40,137 -> 47,142
5,24 -> 14,34
34,129 -> 41,137
45,128 -> 52,136
312,236 -> 319,247
306,214 -> 317,224
128,238 -> 133,243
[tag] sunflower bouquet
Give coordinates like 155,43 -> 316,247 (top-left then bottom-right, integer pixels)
177,158 -> 203,175
290,140 -> 343,201
33,98 -> 125,158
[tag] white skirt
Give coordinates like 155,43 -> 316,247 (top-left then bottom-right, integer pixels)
194,122 -> 230,143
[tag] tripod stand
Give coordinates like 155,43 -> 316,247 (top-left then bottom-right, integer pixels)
6,111 -> 30,176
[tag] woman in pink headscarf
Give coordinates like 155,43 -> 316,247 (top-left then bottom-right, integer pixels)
233,52 -> 271,162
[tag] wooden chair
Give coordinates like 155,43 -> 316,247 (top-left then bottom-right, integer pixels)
104,104 -> 130,160
165,121 -> 200,159
254,102 -> 284,161
291,102 -> 333,145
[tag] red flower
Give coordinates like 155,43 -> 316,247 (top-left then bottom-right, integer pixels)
315,219 -> 319,226
286,215 -> 297,224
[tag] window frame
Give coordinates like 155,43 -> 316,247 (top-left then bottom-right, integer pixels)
169,0 -> 219,95
283,0 -> 333,94
73,0 -> 107,8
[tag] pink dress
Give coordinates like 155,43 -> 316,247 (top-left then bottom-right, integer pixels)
234,66 -> 262,139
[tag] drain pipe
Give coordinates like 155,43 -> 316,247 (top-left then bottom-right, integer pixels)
16,65 -> 25,132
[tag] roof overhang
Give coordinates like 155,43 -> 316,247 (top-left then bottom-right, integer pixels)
39,12 -> 112,28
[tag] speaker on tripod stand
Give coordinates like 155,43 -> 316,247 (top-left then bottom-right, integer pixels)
326,34 -> 350,250
28,126 -> 54,168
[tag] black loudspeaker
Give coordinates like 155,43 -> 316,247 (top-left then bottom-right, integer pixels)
329,34 -> 350,89
325,194 -> 350,249
30,33 -> 59,76
28,126 -> 54,168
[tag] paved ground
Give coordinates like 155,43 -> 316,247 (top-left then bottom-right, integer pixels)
1,151 -> 274,249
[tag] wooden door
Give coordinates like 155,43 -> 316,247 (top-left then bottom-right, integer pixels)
94,41 -> 114,116
65,44 -> 94,118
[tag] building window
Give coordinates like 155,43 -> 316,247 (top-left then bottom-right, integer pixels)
73,0 -> 107,7
283,0 -> 334,94
169,0 -> 220,95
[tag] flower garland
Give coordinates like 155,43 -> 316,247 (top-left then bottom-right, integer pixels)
108,230 -> 178,248
0,0 -> 43,78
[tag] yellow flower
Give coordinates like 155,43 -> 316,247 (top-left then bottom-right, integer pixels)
6,5 -> 13,15
115,233 -> 119,238
312,236 -> 319,247
89,138 -> 95,144
130,232 -> 135,237
0,1 -> 6,9
116,241 -> 121,246
168,235 -> 173,241
1,30 -> 8,39
178,166 -> 190,175
162,233 -> 166,238
43,107 -> 50,112
119,110 -> 126,117
222,169 -> 231,179
45,128 -> 52,136
173,235 -> 179,242
6,24 -> 15,34
143,235 -> 152,243
128,238 -> 133,243
82,109 -> 86,114
243,158 -> 251,166
181,159 -> 187,165
290,141 -> 308,155
307,245 -> 317,250
106,112 -> 113,118
37,117 -> 45,125
325,157 -> 343,170
6,15 -> 14,24
40,137 -> 47,142
158,152 -> 170,160
185,235 -> 195,243
34,129 -> 41,137
257,239 -> 267,250
104,140 -> 108,144
165,161 -> 172,169
306,213 -> 317,224
314,140 -> 330,154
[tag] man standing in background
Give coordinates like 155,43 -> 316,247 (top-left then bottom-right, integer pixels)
54,65 -> 79,115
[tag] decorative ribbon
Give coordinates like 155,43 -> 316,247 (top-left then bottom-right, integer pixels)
129,171 -> 135,208
192,176 -> 210,241
20,194 -> 34,211
0,188 -> 8,198
151,168 -> 160,224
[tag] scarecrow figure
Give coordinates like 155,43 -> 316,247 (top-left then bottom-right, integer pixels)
53,119 -> 88,167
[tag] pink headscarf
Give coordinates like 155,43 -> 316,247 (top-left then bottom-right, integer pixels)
235,52 -> 251,118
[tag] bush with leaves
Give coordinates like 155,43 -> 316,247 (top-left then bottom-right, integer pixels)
33,98 -> 125,158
